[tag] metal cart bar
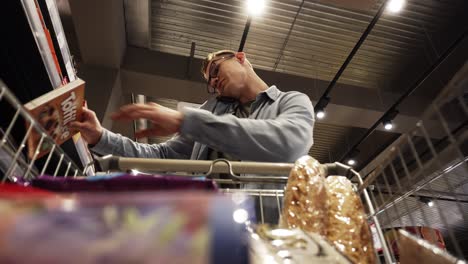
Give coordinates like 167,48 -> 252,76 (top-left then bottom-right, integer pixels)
96,155 -> 294,176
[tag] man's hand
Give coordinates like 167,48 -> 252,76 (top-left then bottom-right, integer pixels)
70,107 -> 103,146
111,102 -> 183,138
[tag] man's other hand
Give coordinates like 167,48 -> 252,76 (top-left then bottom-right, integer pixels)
111,102 -> 183,138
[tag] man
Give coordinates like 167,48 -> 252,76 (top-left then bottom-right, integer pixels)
71,50 -> 315,162
70,50 -> 315,223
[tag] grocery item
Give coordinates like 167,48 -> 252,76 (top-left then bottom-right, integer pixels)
250,225 -> 352,264
281,156 -> 329,236
31,173 -> 217,192
281,156 -> 376,264
398,230 -> 458,264
326,176 -> 375,264
0,192 -> 248,264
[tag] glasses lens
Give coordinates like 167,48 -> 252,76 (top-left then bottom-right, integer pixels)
209,62 -> 219,78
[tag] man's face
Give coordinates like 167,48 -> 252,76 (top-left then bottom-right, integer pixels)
205,54 -> 248,98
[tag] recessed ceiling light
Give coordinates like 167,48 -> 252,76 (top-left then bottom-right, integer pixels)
247,0 -> 265,16
387,0 -> 405,13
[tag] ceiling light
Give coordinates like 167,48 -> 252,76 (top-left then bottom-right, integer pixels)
316,110 -> 325,119
315,96 -> 330,120
382,109 -> 399,131
419,197 -> 434,207
387,0 -> 405,13
384,120 -> 393,130
247,0 -> 265,16
346,149 -> 360,167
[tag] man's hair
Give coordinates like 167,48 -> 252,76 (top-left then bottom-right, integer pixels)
201,50 -> 236,78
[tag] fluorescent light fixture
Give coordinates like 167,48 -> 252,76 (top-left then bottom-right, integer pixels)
247,0 -> 265,16
316,110 -> 325,119
419,197 -> 434,207
387,0 -> 405,13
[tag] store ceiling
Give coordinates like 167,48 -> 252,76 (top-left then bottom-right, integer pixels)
140,0 -> 466,93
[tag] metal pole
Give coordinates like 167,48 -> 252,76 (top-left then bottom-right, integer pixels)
314,0 -> 389,112
238,16 -> 252,52
131,93 -> 137,141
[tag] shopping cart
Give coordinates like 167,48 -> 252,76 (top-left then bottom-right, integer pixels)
95,155 -> 393,263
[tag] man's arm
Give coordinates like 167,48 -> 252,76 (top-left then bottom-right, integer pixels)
91,129 -> 193,159
70,106 -> 194,159
180,92 -> 314,162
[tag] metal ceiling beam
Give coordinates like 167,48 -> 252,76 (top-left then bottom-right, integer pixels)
238,16 -> 252,52
340,27 -> 468,163
314,0 -> 389,113
273,0 -> 305,71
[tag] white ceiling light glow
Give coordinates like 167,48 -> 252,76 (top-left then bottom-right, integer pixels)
384,121 -> 393,130
316,110 -> 325,119
387,0 -> 405,13
233,208 -> 249,223
247,0 -> 265,16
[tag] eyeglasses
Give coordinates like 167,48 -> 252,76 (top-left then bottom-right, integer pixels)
205,54 -> 235,94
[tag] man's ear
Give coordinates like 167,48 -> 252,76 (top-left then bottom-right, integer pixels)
236,52 -> 246,63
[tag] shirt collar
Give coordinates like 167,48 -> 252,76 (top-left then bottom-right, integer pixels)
258,85 -> 280,102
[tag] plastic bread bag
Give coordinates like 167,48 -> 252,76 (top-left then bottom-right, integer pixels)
280,155 -> 329,236
326,176 -> 376,264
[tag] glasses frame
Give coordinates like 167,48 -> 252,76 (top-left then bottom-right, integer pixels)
205,54 -> 236,94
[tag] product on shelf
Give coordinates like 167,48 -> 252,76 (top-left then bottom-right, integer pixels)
280,156 -> 329,236
24,79 -> 85,159
384,226 -> 446,258
398,230 -> 458,264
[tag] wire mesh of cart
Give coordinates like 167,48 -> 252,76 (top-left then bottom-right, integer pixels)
355,63 -> 468,263
0,80 -> 85,183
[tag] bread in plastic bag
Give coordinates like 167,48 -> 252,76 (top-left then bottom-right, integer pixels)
280,156 -> 329,236
326,176 -> 376,264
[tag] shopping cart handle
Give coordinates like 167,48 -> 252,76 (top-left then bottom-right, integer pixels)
94,155 -> 119,172
322,162 -> 360,179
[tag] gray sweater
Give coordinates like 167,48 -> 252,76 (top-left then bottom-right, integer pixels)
92,85 -> 315,163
